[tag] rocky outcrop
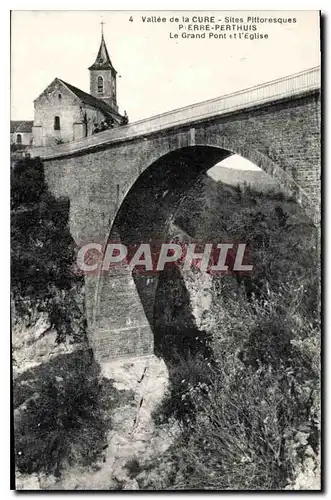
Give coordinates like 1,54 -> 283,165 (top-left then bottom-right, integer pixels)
12,314 -> 85,377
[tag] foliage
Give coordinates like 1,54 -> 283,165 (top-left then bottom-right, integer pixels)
12,159 -> 320,488
54,137 -> 65,145
150,289 -> 320,490
14,350 -> 134,476
11,157 -> 86,342
11,143 -> 28,153
149,183 -> 320,490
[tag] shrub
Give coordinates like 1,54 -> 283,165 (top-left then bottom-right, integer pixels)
168,361 -> 316,490
153,352 -> 214,426
14,351 -> 118,476
152,272 -> 320,490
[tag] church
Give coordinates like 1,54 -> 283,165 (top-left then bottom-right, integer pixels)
32,29 -> 127,147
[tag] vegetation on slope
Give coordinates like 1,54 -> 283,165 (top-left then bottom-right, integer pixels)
14,350 -> 124,477
146,181 -> 320,490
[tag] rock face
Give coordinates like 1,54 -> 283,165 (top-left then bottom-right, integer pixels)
285,447 -> 321,491
12,314 -> 83,377
182,269 -> 213,331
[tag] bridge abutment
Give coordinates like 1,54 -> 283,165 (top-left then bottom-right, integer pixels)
87,266 -> 157,361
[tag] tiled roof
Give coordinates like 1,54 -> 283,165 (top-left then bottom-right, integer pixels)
11,121 -> 23,133
59,79 -> 122,121
11,120 -> 33,133
16,121 -> 34,133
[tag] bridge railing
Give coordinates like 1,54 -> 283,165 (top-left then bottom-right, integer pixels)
31,66 -> 320,160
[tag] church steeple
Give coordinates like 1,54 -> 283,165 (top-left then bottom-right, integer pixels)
89,25 -> 118,112
89,34 -> 116,72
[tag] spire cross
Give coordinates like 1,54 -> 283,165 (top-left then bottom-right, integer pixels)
100,18 -> 105,37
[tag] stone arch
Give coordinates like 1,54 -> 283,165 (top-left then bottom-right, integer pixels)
89,143 -> 316,361
101,139 -> 317,260
111,137 -> 318,236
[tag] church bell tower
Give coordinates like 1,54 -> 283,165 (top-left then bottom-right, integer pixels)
89,23 -> 118,113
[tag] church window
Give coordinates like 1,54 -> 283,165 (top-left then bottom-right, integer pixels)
16,134 -> 22,144
97,76 -> 104,95
58,93 -> 62,100
54,116 -> 61,130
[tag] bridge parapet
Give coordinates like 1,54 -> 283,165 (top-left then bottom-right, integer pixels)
31,66 -> 320,160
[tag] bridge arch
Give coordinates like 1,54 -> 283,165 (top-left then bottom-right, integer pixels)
108,137 -> 318,242
97,140 -> 316,286
89,143 -> 315,361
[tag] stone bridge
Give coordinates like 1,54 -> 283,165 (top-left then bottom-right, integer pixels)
31,66 -> 321,362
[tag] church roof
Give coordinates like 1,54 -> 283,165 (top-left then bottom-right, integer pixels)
88,34 -> 116,72
11,121 -> 24,133
58,79 -> 122,120
11,120 -> 33,133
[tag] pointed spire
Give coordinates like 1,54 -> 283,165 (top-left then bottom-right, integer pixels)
88,27 -> 116,73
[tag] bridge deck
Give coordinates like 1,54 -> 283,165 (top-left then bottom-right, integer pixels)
31,66 -> 320,160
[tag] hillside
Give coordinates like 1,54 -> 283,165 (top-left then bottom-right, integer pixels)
207,163 -> 284,193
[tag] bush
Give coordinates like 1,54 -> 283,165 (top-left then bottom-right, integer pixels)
167,361 -> 316,490
151,182 -> 320,489
14,350 -> 125,476
153,352 -> 214,426
151,277 -> 320,490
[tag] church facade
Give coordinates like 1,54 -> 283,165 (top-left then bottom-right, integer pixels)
32,33 -> 127,147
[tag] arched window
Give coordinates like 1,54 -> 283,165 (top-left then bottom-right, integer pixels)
54,116 -> 60,130
16,134 -> 22,144
97,76 -> 104,95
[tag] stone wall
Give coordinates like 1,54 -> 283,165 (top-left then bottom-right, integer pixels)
11,132 -> 32,146
34,83 -> 83,146
89,69 -> 118,112
33,80 -> 109,146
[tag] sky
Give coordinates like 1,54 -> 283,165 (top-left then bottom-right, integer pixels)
11,10 -> 320,123
10,11 -> 320,172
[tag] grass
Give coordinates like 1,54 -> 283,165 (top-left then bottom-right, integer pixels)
149,298 -> 320,490
11,158 -> 115,479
